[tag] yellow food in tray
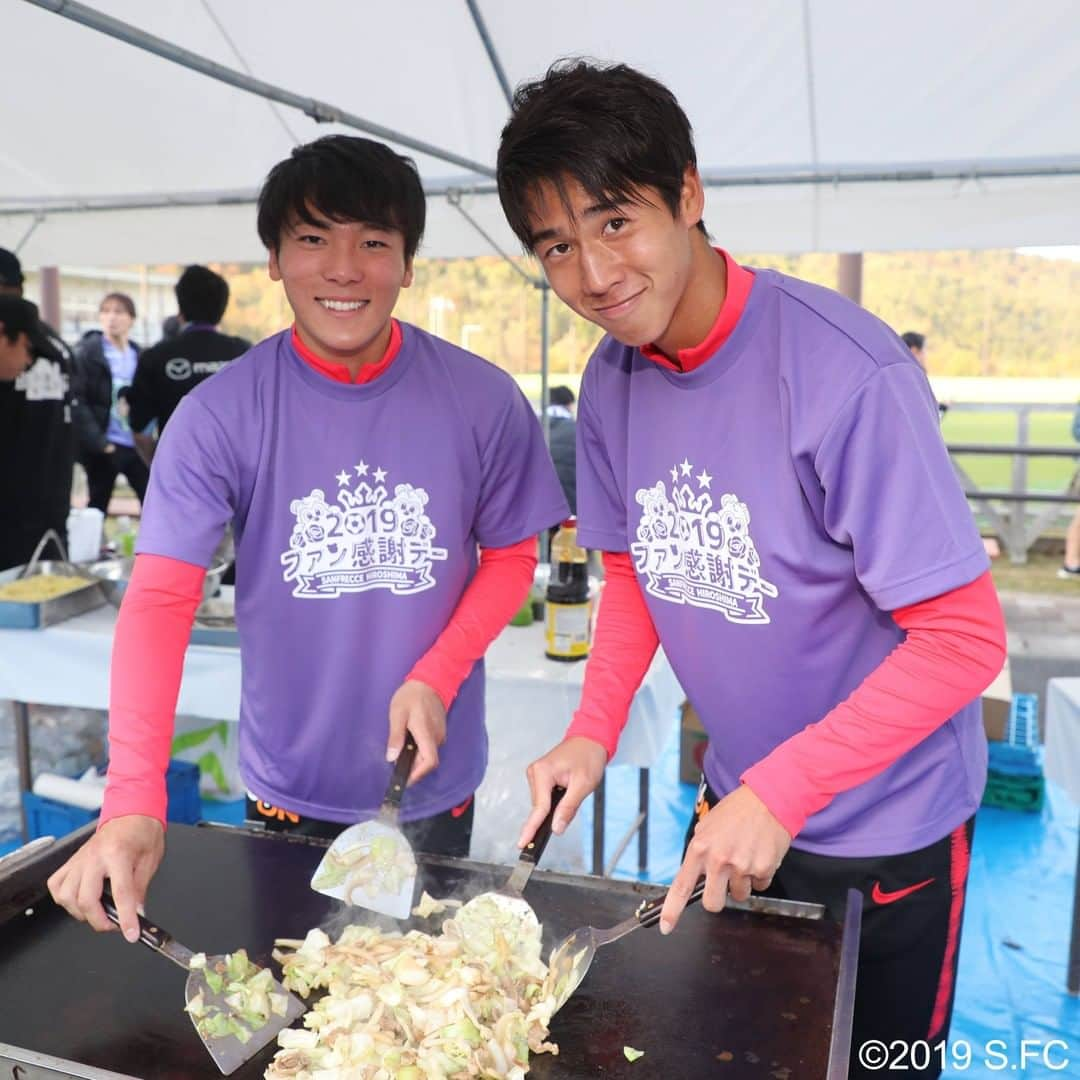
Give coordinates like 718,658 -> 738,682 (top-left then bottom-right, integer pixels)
0,575 -> 91,603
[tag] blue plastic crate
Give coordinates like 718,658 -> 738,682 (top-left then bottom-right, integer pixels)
20,759 -> 201,841
1007,693 -> 1040,749
22,792 -> 98,840
165,760 -> 202,825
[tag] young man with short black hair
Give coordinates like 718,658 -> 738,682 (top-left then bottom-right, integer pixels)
48,135 -> 568,943
125,264 -> 249,462
499,61 -> 1006,1077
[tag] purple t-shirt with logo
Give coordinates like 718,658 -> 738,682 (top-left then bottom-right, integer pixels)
576,270 -> 989,856
138,325 -> 568,823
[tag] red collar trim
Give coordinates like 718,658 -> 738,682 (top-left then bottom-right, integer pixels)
290,320 -> 403,384
641,250 -> 754,373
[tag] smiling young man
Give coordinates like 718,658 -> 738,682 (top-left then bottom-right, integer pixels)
48,136 -> 568,942
498,62 -> 1006,1077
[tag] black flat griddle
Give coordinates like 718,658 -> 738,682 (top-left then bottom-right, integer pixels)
0,824 -> 858,1079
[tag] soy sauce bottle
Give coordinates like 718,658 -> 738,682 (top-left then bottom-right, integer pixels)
545,519 -> 592,661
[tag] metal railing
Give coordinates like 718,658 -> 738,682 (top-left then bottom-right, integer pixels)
944,402 -> 1078,564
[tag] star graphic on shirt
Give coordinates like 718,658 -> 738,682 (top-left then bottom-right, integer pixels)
697,469 -> 712,490
355,461 -> 369,476
670,465 -> 679,483
373,467 -> 387,483
335,470 -> 351,487
679,458 -> 693,477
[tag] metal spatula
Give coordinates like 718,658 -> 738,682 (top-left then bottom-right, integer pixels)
309,735 -> 420,918
101,888 -> 305,1075
459,785 -> 567,931
547,875 -> 707,1013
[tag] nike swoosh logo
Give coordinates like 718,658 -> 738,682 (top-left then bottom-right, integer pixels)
871,877 -> 935,905
450,794 -> 474,819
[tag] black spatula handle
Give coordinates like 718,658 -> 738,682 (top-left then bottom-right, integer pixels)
384,734 -> 419,811
520,785 -> 567,867
101,882 -> 174,951
636,876 -> 708,929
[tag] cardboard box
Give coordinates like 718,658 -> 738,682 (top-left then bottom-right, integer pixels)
679,700 -> 709,785
982,656 -> 1012,742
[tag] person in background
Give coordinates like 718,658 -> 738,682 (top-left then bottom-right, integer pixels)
901,331 -> 927,367
159,314 -> 182,342
903,330 -> 948,418
125,265 -> 249,465
1059,404 -> 1080,579
498,60 -> 1006,1079
0,295 -> 38,381
0,249 -> 76,570
72,293 -> 148,514
546,385 -> 577,514
47,134 -> 568,943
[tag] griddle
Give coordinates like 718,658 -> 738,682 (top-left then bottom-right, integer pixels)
0,823 -> 859,1079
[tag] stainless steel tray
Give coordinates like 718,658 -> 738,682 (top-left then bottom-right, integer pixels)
0,561 -> 106,629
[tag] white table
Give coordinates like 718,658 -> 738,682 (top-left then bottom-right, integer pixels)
1,607 -> 683,874
1044,677 -> 1080,994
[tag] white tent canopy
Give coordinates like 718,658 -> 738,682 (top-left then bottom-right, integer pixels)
2,0 -> 1079,267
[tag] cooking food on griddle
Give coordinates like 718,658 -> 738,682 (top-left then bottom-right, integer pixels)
0,575 -> 88,602
184,948 -> 292,1045
267,894 -> 559,1079
310,831 -> 418,907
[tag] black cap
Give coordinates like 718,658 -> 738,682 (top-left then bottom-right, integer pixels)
0,248 -> 24,289
0,296 -> 54,358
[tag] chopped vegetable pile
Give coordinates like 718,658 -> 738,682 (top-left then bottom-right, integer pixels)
312,830 -> 417,906
265,894 -> 560,1079
184,949 -> 290,1045
0,575 -> 89,602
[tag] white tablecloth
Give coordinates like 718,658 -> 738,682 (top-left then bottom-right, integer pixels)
0,608 -> 683,871
1045,678 -> 1080,805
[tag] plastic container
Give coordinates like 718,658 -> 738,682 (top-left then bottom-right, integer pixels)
164,760 -> 202,824
23,791 -> 98,840
545,519 -> 592,661
21,759 -> 202,840
66,507 -> 105,563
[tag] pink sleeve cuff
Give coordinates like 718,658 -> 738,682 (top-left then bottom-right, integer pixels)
99,553 -> 206,828
739,570 -> 1006,840
564,551 -> 659,760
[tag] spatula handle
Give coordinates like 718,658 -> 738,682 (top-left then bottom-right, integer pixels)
635,876 -> 708,929
384,734 -> 419,811
519,785 -> 566,866
101,882 -> 174,951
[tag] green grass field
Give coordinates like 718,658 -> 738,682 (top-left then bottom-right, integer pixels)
941,409 -> 1077,490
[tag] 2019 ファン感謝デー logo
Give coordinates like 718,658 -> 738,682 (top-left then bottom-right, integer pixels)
280,460 -> 448,599
631,459 -> 778,624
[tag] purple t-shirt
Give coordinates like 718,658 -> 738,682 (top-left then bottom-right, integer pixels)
576,270 -> 989,857
138,325 -> 568,823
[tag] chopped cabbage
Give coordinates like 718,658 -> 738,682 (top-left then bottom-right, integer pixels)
187,949 -> 284,1048
314,830 -> 417,906
267,895 -> 560,1079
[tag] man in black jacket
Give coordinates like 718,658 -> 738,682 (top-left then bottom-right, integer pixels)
546,385 -> 577,515
72,292 -> 148,513
0,250 -> 76,570
126,265 -> 248,464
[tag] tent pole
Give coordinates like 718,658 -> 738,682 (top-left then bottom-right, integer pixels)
24,0 -> 494,178
539,279 -> 551,562
464,0 -> 513,107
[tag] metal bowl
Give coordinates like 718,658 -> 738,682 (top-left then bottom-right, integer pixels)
86,557 -> 229,608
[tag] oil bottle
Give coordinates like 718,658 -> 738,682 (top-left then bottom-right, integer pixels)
545,519 -> 592,661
